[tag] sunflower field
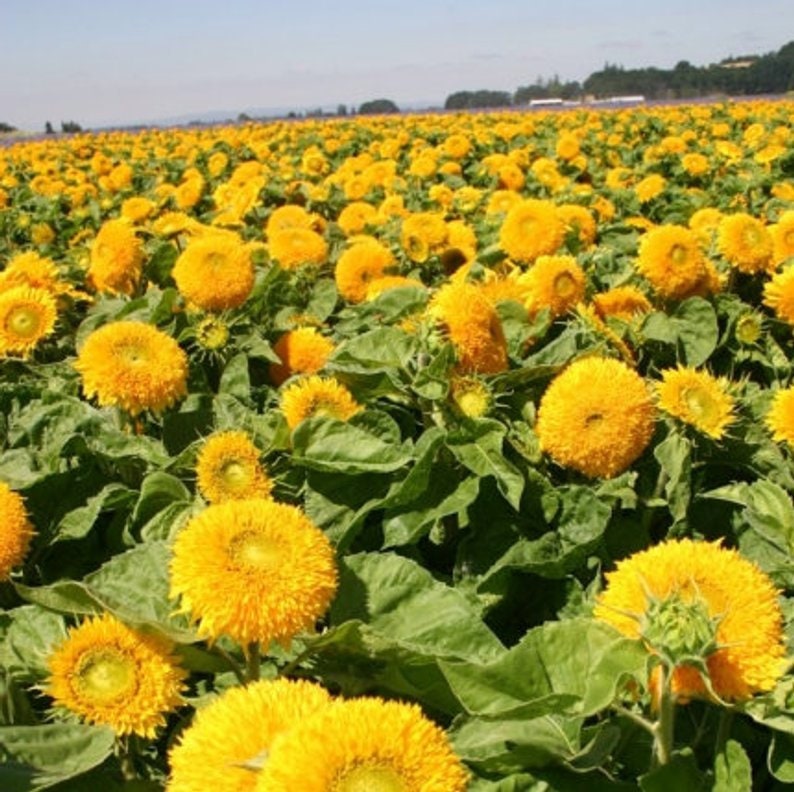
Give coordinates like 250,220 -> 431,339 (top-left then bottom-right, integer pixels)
2,99 -> 794,790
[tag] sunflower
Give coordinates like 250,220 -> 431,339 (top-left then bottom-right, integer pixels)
498,199 -> 564,263
335,237 -> 396,303
0,251 -> 81,298
256,697 -> 469,792
75,321 -> 188,416
173,233 -> 254,312
766,386 -> 794,446
449,376 -> 492,418
121,196 -> 155,224
594,539 -> 787,702
195,315 -> 231,352
771,210 -> 794,266
269,327 -> 335,385
519,255 -> 587,318
401,212 -> 449,263
656,367 -> 735,439
169,499 -> 338,646
429,281 -> 508,375
717,213 -> 774,274
88,219 -> 144,296
536,357 -> 655,479
265,204 -> 316,238
763,265 -> 794,325
195,431 -> 272,504
0,481 -> 35,580
167,678 -> 331,792
592,285 -> 652,322
636,224 -> 721,300
268,227 -> 328,270
557,204 -> 597,248
338,202 -> 380,236
634,174 -> 666,203
47,613 -> 186,737
0,286 -> 57,357
280,376 -> 361,430
365,275 -> 424,300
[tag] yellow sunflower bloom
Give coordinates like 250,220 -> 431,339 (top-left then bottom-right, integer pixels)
766,386 -> 794,446
270,327 -> 335,385
256,697 -> 469,792
0,251 -> 82,299
450,376 -> 492,418
717,213 -> 774,274
557,204 -> 597,248
0,481 -> 35,580
536,357 -> 655,478
167,678 -> 331,792
172,233 -> 254,312
264,204 -> 315,238
763,265 -> 794,325
268,227 -> 328,270
335,237 -> 396,303
656,367 -> 735,439
634,174 -> 666,203
75,321 -> 188,416
169,498 -> 338,646
280,375 -> 361,430
592,285 -> 652,322
771,210 -> 794,266
519,254 -> 587,318
0,286 -> 57,358
47,613 -> 186,738
594,539 -> 787,702
636,224 -> 721,300
195,431 -> 272,503
429,281 -> 508,375
88,219 -> 144,296
498,199 -> 564,263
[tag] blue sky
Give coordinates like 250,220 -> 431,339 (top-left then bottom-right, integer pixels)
2,0 -> 792,129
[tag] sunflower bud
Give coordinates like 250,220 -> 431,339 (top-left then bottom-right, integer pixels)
641,594 -> 720,668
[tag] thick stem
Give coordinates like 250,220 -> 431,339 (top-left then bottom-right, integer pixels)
652,664 -> 676,767
117,737 -> 137,782
714,709 -> 734,757
213,645 -> 246,684
246,641 -> 261,683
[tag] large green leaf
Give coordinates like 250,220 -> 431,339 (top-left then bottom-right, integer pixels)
712,739 -> 752,792
16,542 -> 195,643
0,606 -> 65,683
446,418 -> 524,510
438,619 -> 646,719
642,297 -> 719,367
291,416 -> 413,474
0,723 -> 115,791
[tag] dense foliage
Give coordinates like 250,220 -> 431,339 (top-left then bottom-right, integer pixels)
1,99 -> 794,790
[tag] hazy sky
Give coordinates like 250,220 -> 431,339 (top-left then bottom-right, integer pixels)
2,0 -> 792,130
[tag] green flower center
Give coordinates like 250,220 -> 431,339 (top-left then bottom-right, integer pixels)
682,386 -> 719,423
220,460 -> 251,492
75,648 -> 136,703
7,306 -> 41,338
670,244 -> 689,265
553,272 -> 577,298
335,764 -> 407,792
229,530 -> 281,571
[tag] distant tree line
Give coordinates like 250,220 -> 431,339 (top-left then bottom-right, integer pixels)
444,40 -> 794,108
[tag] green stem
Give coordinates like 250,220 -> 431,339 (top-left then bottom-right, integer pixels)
246,641 -> 261,682
652,664 -> 676,767
714,709 -> 734,756
117,737 -> 137,782
610,703 -> 657,738
641,467 -> 669,537
213,645 -> 245,685
280,645 -> 314,678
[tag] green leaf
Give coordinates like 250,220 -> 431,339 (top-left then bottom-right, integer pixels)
129,472 -> 191,533
329,327 -> 419,372
53,484 -> 136,543
478,485 -> 612,584
291,417 -> 412,474
0,723 -> 115,791
701,479 -> 794,587
451,714 -> 582,773
16,542 -> 196,643
642,298 -> 718,367
769,733 -> 794,783
712,739 -> 752,792
446,418 -> 524,510
654,431 -> 692,524
218,353 -> 251,402
0,606 -> 65,682
639,749 -> 706,791
382,470 -> 480,547
439,619 -> 646,719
